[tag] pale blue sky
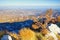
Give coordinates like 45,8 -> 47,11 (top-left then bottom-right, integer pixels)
0,0 -> 60,9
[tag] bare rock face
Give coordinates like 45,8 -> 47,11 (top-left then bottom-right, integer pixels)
48,23 -> 60,34
1,35 -> 12,40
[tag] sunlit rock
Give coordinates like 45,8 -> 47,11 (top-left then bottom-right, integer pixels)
45,32 -> 58,40
48,23 -> 60,34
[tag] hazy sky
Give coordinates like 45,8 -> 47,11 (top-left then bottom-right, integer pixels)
0,0 -> 60,9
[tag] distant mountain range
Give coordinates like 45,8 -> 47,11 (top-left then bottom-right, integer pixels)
0,9 -> 60,16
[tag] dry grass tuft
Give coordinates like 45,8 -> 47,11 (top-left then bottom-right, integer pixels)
19,28 -> 37,40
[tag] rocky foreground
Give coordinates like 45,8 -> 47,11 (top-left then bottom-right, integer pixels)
0,9 -> 60,40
